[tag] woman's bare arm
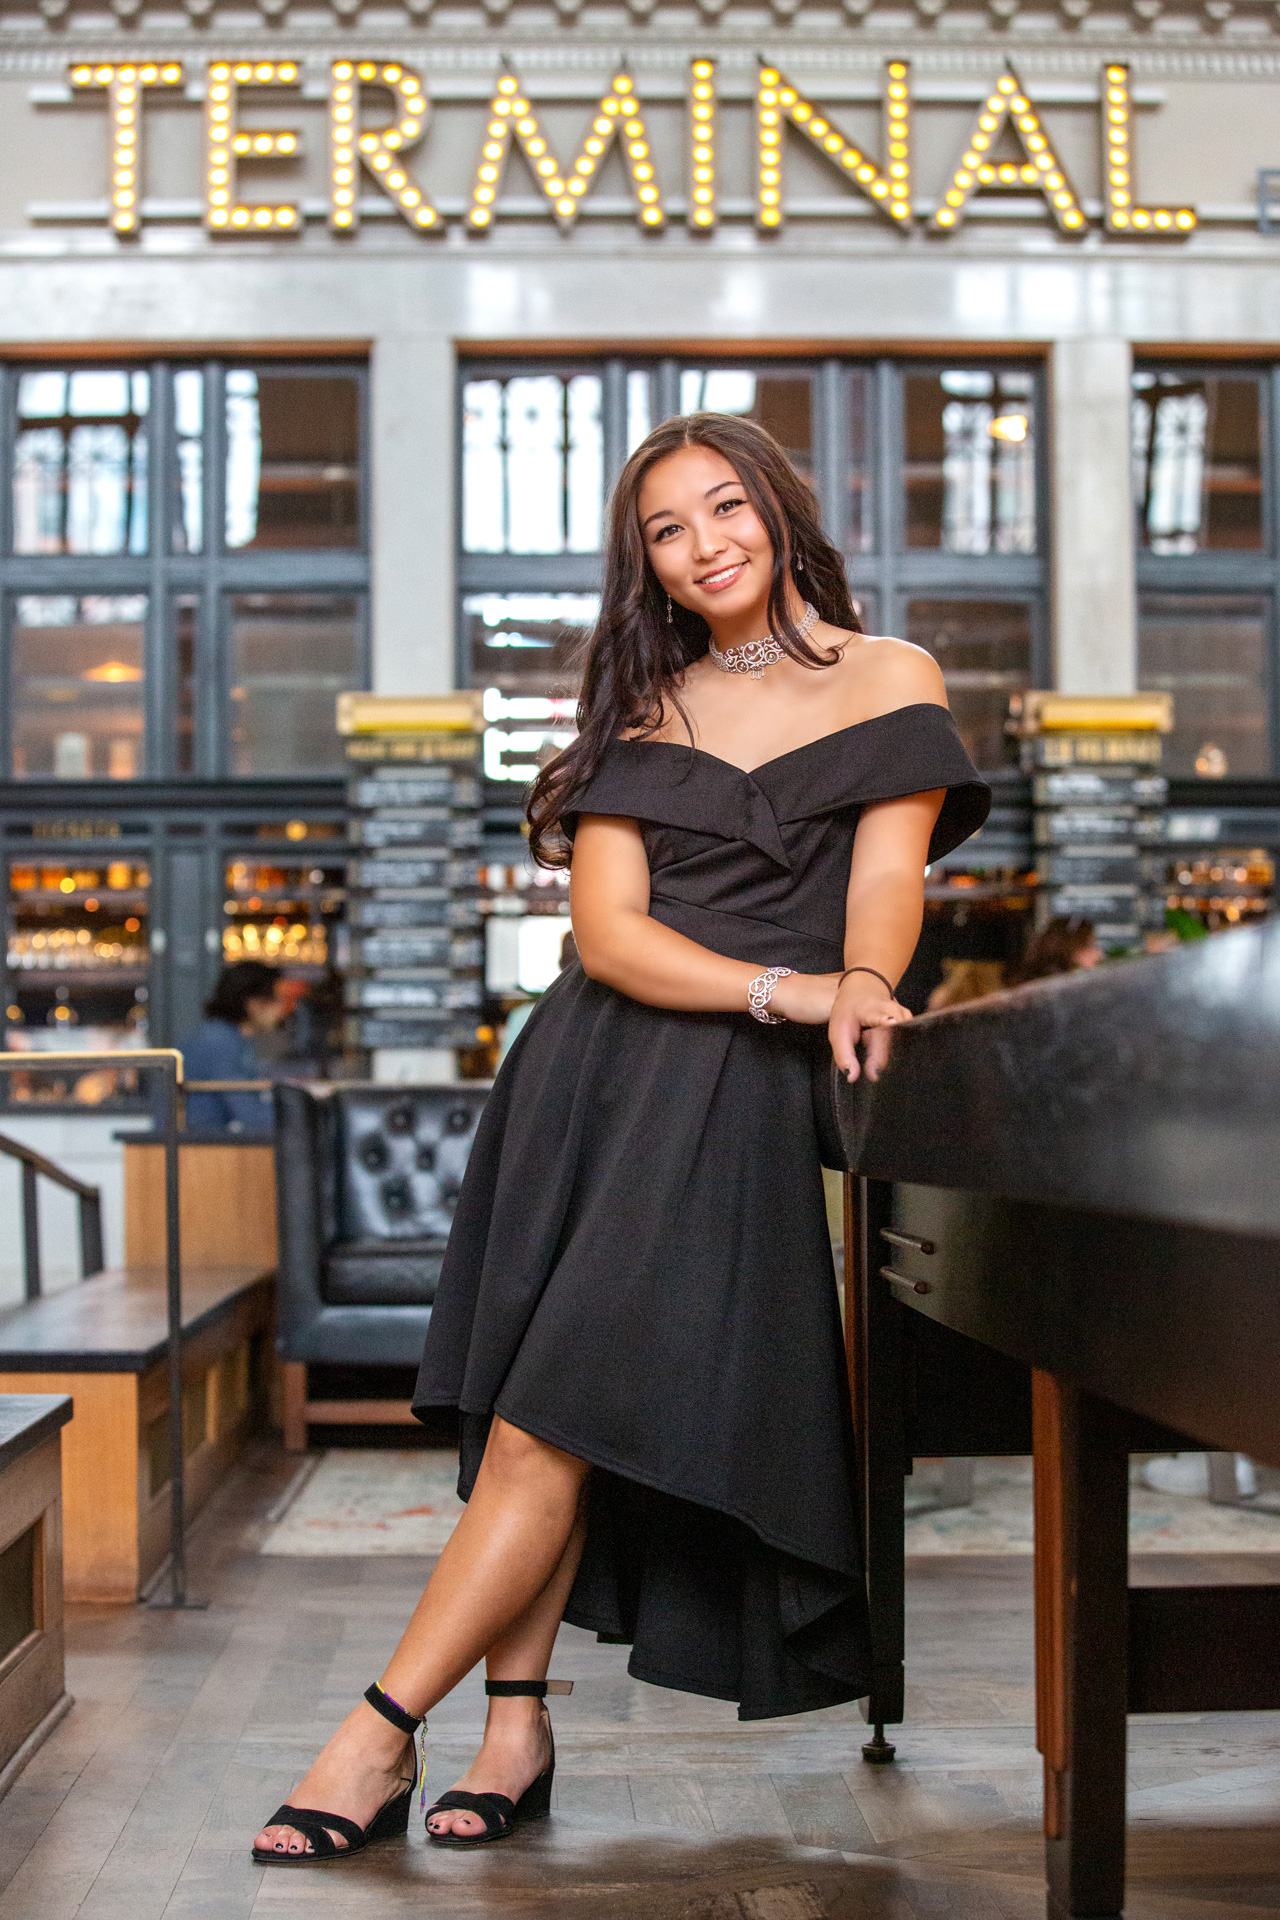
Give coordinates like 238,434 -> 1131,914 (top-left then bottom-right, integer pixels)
827,787 -> 944,1081
569,815 -> 839,1023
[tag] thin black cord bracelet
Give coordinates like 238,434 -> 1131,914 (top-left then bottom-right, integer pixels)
838,965 -> 897,999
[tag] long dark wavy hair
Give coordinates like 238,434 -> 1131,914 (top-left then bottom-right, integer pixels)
526,411 -> 862,867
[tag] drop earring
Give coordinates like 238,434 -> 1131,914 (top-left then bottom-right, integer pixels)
666,595 -> 673,624
795,555 -> 805,574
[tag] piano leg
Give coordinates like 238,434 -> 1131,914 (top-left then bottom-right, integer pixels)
1034,1371 -> 1131,1918
847,1175 -> 906,1757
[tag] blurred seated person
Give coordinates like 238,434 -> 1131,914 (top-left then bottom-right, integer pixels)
181,960 -> 284,1135
1012,915 -> 1103,986
926,958 -> 1005,1012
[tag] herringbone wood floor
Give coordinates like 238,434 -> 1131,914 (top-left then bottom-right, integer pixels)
2,1441 -> 1280,1918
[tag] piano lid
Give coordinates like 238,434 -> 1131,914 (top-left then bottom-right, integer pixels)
836,917 -> 1280,1240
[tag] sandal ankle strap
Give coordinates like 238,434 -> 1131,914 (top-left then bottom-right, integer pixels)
364,1682 -> 423,1734
485,1679 -> 573,1698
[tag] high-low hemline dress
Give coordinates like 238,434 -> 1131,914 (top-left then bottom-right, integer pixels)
413,702 -> 990,1720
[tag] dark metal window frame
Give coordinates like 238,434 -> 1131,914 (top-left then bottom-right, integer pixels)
0,356 -> 371,783
456,352 -> 1051,692
1133,358 -> 1280,775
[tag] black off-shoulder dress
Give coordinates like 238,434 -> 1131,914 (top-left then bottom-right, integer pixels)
414,703 -> 990,1720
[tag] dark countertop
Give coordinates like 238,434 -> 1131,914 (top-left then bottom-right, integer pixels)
0,1267 -> 274,1373
836,916 -> 1280,1239
0,1393 -> 73,1471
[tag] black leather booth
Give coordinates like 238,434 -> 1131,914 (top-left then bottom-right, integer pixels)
273,1081 -> 488,1443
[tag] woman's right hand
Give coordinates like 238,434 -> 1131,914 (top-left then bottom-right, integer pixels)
768,971 -> 843,1026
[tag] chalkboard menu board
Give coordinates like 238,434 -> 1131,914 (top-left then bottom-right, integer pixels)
343,724 -> 484,1052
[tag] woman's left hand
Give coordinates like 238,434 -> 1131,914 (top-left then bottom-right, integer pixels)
828,974 -> 911,1083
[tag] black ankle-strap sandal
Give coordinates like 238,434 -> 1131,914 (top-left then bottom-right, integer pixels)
425,1679 -> 572,1850
251,1682 -> 424,1867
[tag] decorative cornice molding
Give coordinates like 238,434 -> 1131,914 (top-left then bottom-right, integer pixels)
7,29 -> 1280,67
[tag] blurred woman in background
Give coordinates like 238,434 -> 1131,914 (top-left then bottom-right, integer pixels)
181,959 -> 283,1134
1012,916 -> 1103,985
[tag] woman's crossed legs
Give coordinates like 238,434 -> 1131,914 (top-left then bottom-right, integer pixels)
254,1415 -> 590,1858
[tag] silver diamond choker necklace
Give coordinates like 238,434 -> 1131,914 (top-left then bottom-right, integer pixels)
707,602 -> 819,680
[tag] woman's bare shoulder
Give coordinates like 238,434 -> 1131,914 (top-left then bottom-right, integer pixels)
841,633 -> 948,714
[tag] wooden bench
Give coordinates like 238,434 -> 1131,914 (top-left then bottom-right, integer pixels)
0,1267 -> 272,1603
121,1135 -> 278,1269
0,1395 -> 72,1798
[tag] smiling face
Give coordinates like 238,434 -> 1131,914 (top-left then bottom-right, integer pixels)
637,444 -> 777,629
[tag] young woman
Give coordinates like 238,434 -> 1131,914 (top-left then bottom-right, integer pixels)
253,412 -> 989,1864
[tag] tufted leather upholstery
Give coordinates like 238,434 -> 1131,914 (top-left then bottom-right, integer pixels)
273,1081 -> 488,1364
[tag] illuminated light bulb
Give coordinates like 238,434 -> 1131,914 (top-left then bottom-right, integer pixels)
383,65 -> 401,82
471,208 -> 491,225
231,207 -> 249,224
1112,188 -> 1130,206
475,185 -> 494,202
210,209 -> 228,225
387,171 -> 405,189
499,75 -> 517,92
373,152 -> 389,169
256,63 -> 272,80
234,64 -> 251,81
1176,210 -> 1194,228
936,208 -> 955,225
556,197 -> 574,215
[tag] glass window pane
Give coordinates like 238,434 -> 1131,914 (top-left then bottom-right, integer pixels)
679,368 -> 813,486
905,599 -> 1031,771
228,593 -> 360,774
14,368 -> 149,556
172,369 -> 203,554
12,594 -> 147,779
1132,371 -> 1263,553
566,375 -> 603,553
627,370 -> 652,454
1139,593 -> 1269,777
904,370 -> 1036,554
173,595 -> 197,775
465,591 -> 598,698
462,379 -> 505,554
225,370 -> 360,550
848,367 -> 872,554
462,374 -> 604,556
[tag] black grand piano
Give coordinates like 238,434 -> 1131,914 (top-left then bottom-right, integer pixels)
835,919 -> 1280,1920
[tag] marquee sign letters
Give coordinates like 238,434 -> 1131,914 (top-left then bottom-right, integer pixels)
67,56 -> 1197,242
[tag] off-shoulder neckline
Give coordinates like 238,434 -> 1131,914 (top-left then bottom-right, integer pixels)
617,700 -> 950,780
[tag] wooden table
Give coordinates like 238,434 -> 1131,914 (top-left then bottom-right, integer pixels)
0,1267 -> 272,1603
836,920 -> 1280,1919
0,1394 -> 71,1797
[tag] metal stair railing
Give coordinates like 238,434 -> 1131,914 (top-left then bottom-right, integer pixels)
0,1129 -> 104,1301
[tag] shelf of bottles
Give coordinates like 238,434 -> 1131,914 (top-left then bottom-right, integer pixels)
1164,848 -> 1274,933
5,854 -> 150,1097
343,715 -> 485,1054
223,854 -> 345,978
